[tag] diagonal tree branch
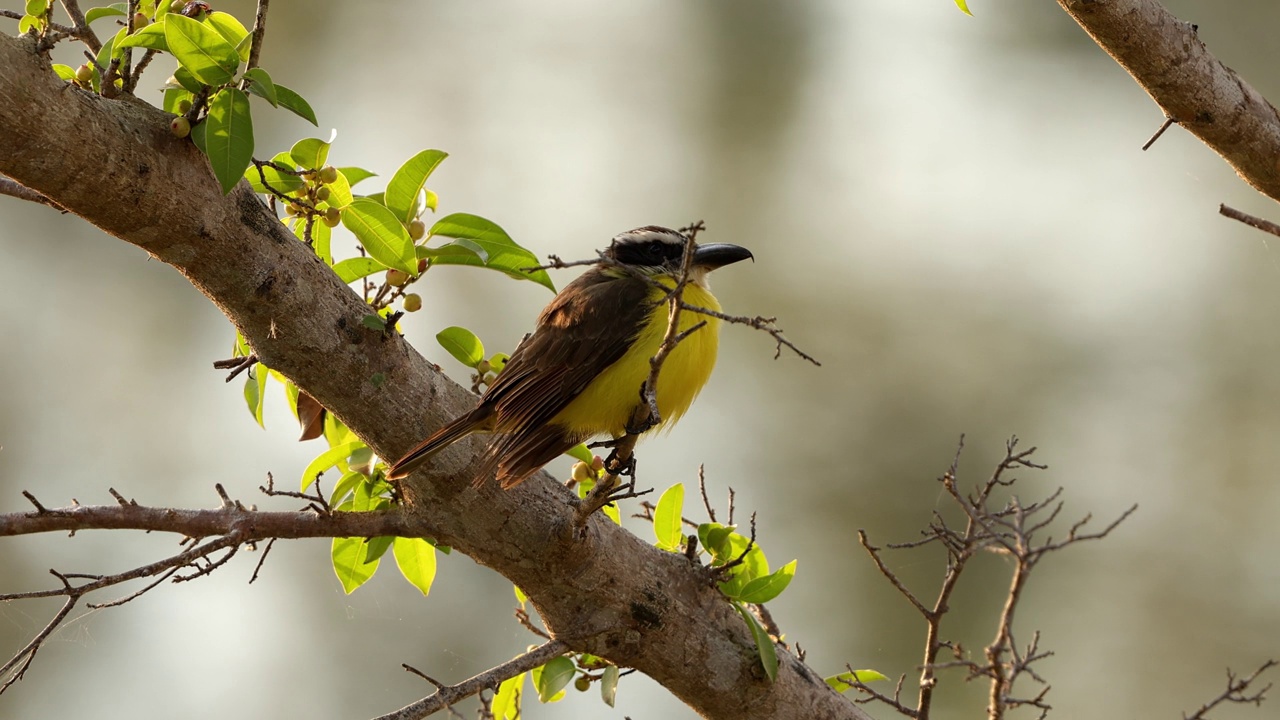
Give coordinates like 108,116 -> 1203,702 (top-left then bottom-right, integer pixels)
1056,0 -> 1280,203
0,33 -> 868,720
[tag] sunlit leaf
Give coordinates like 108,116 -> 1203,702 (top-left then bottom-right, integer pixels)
245,151 -> 303,195
332,534 -> 378,594
85,4 -> 127,24
565,443 -> 592,464
274,83 -> 317,125
736,560 -> 797,605
243,371 -> 264,428
653,483 -> 684,551
385,149 -> 448,224
436,326 -> 484,367
164,13 -> 238,86
242,67 -> 277,106
427,213 -> 555,291
338,166 -> 376,187
205,87 -> 254,194
954,0 -> 973,16
601,664 -> 619,707
329,470 -> 364,506
491,672 -> 524,720
204,11 -> 249,61
825,669 -> 889,693
734,602 -> 778,682
52,64 -> 77,82
342,198 -> 416,275
289,136 -> 329,171
332,257 -> 387,284
393,537 -> 437,596
533,656 -> 574,703
301,440 -> 364,492
116,22 -> 168,51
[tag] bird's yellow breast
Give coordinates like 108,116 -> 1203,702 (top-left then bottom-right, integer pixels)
552,281 -> 721,439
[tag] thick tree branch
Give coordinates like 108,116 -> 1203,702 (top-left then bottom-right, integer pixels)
0,34 -> 867,720
1057,0 -> 1280,202
0,501 -> 422,540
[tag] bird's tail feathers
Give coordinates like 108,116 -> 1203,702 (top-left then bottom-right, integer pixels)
387,407 -> 491,480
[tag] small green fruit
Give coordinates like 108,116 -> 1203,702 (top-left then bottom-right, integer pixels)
571,462 -> 594,485
169,116 -> 191,138
323,207 -> 342,227
318,166 -> 339,184
475,359 -> 491,375
169,0 -> 185,13
177,98 -> 192,113
132,12 -> 148,29
407,219 -> 426,241
574,676 -> 591,692
74,64 -> 94,84
285,202 -> 301,216
403,293 -> 422,312
386,269 -> 409,287
314,186 -> 331,203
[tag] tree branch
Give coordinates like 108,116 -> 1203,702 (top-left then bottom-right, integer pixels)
378,639 -> 570,720
1056,0 -> 1280,202
0,33 -> 868,720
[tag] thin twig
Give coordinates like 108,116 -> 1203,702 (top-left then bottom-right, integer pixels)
373,639 -> 571,720
1220,203 -> 1280,239
1141,115 -> 1177,151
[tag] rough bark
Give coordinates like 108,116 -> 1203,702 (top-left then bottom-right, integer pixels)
0,34 -> 869,720
1058,0 -> 1280,203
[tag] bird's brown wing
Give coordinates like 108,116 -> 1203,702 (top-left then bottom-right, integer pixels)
475,269 -> 653,486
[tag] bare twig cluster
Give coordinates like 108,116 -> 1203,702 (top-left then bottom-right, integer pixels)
848,436 -> 1137,720
1182,660 -> 1277,720
0,481 -> 419,695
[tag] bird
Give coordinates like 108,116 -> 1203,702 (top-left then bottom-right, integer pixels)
387,226 -> 753,488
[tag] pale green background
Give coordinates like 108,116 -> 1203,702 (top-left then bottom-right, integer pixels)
2,2 -> 1278,718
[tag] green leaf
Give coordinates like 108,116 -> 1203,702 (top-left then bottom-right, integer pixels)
697,522 -> 736,559
85,3 -> 127,24
825,669 -> 889,693
436,326 -> 485,368
733,602 -> 778,682
243,371 -> 263,427
18,14 -> 41,36
205,88 -> 254,194
329,470 -> 364,506
322,168 -> 353,209
339,166 -> 377,187
363,535 -> 393,564
653,483 -> 685,551
393,537 -> 438,596
601,664 -> 619,707
241,67 -> 277,106
289,136 -> 329,171
164,13 -> 239,86
332,257 -> 387,284
513,584 -> 528,605
116,22 -> 168,51
301,440 -> 364,492
52,64 -> 77,81
360,314 -> 386,332
385,149 -> 448,224
565,443 -> 593,464
205,11 -> 249,61
736,560 -> 797,605
172,65 -> 204,93
954,0 -> 972,16
342,198 -> 416,275
24,0 -> 44,16
162,87 -> 191,114
274,83 -> 318,125
491,672 -> 524,720
332,534 -> 378,594
245,151 -> 303,195
533,656 -> 574,703
427,213 -> 555,291
602,502 -> 621,525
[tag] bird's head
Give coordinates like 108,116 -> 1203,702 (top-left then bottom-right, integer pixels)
604,226 -> 753,284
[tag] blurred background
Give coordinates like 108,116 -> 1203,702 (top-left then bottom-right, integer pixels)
3,1 -> 1279,718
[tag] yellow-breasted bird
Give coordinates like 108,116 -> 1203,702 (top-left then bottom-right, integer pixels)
388,226 -> 752,488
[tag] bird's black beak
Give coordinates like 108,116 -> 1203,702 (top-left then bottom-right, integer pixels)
693,243 -> 753,270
